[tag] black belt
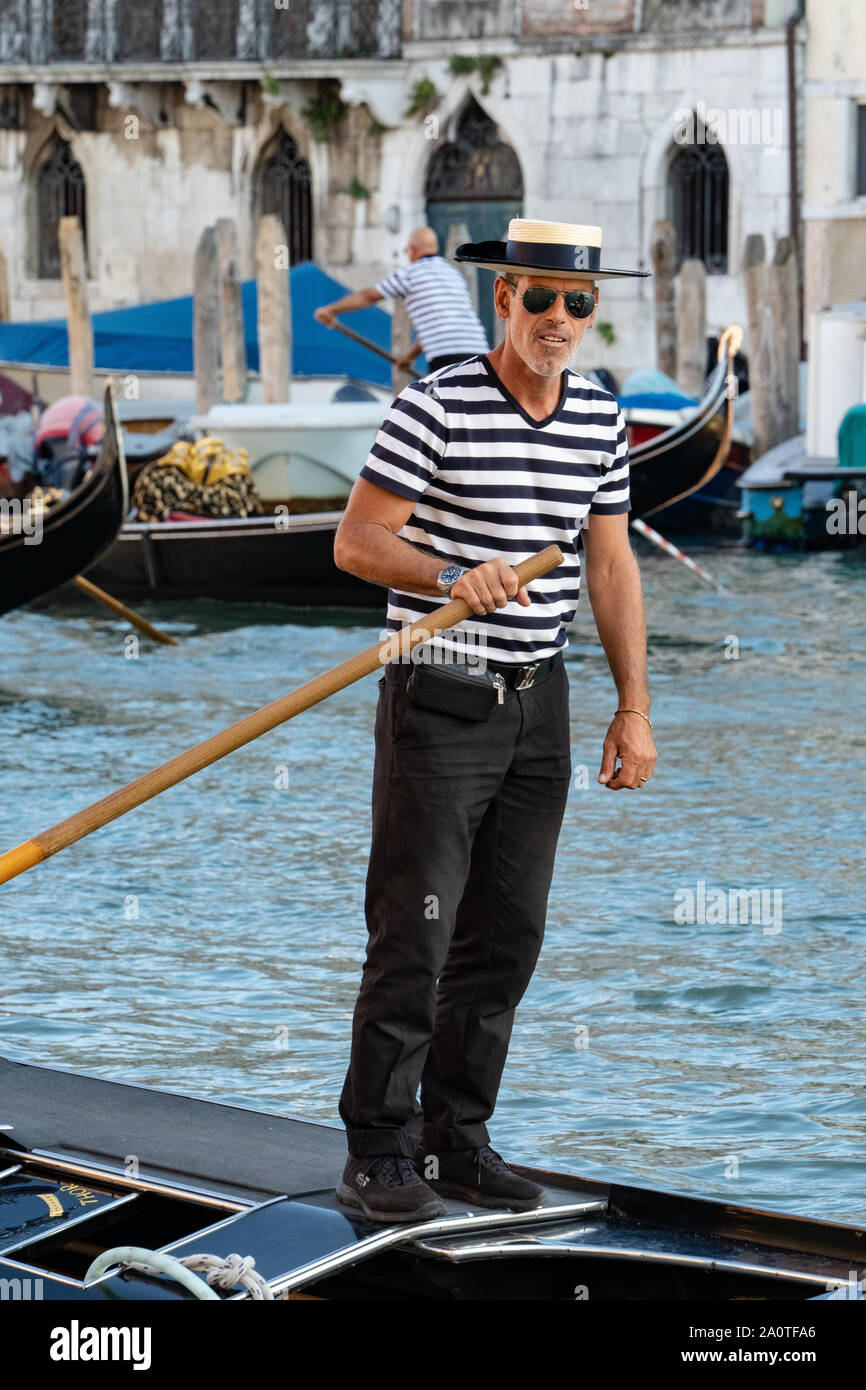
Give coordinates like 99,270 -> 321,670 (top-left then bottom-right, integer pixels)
486,651 -> 563,689
387,650 -> 562,691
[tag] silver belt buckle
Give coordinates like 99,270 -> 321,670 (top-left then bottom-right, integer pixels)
515,662 -> 540,691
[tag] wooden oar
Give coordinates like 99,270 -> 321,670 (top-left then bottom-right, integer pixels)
331,319 -> 422,379
0,545 -> 563,886
72,576 -> 178,646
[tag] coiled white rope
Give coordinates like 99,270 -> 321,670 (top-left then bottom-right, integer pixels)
84,1246 -> 273,1300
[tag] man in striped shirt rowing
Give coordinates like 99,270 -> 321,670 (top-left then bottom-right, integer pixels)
334,219 -> 657,1224
315,225 -> 489,373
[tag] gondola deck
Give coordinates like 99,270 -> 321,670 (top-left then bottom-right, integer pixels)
1,1054 -> 863,1301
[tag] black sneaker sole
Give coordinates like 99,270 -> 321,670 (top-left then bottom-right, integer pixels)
335,1182 -> 447,1224
429,1180 -> 546,1212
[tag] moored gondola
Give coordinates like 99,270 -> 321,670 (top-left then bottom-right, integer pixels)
0,382 -> 127,617
0,1053 -> 861,1302
627,326 -> 742,522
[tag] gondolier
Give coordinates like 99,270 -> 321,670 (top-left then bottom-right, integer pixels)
333,219 -> 656,1224
314,226 -> 488,373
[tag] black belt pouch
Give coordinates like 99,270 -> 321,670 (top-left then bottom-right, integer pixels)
406,662 -> 502,722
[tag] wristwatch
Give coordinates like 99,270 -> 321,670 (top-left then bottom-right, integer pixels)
436,564 -> 466,595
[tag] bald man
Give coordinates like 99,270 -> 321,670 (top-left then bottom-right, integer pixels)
314,226 -> 489,374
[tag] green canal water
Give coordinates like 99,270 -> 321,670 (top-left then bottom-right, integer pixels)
1,543 -> 864,1221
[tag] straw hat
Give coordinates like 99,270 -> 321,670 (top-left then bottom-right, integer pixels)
454,218 -> 649,281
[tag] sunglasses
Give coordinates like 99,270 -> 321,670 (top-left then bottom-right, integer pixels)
506,284 -> 596,320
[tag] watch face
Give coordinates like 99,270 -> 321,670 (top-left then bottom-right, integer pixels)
439,565 -> 464,588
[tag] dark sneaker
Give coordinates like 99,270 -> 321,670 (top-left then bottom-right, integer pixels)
423,1145 -> 546,1212
336,1154 -> 447,1224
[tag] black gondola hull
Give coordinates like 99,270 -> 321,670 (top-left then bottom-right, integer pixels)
0,1055 -> 862,1302
0,385 -> 128,617
83,512 -> 385,609
627,357 -> 731,520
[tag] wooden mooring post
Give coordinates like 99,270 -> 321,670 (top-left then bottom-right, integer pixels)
193,224 -> 220,414
677,258 -> 707,399
651,219 -> 677,380
256,214 -> 291,404
769,235 -> 801,442
217,217 -> 248,403
58,216 -> 93,397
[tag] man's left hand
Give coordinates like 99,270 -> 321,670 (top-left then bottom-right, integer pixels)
314,306 -> 337,327
598,711 -> 657,790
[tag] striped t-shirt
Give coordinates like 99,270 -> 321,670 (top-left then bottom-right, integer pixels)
360,354 -> 631,663
375,256 -> 489,361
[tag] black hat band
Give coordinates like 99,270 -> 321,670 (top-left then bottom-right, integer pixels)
506,241 -> 601,273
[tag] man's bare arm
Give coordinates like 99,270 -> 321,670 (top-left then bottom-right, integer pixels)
334,478 -> 530,616
582,512 -> 657,790
314,286 -> 384,326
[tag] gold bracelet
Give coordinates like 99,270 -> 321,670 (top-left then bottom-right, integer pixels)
616,708 -> 653,730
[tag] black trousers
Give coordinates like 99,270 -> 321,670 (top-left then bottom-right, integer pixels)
339,659 -> 572,1156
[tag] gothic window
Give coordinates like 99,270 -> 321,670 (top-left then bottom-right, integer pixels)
113,0 -> 164,62
426,99 -> 523,203
49,0 -> 89,61
36,140 -> 87,280
266,0 -> 314,58
190,0 -> 239,60
256,130 -> 313,264
669,137 -> 729,274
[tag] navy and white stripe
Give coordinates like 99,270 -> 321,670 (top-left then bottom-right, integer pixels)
360,354 -> 631,663
375,256 -> 489,361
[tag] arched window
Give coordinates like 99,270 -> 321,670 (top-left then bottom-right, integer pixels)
425,98 -> 524,345
256,130 -> 313,265
426,98 -> 523,204
668,137 -> 729,274
36,140 -> 87,280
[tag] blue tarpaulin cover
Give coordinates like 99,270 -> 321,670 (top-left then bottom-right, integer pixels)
0,262 -> 414,385
616,367 -> 697,412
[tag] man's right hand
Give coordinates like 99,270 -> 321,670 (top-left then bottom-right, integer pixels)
451,558 -> 531,615
314,306 -> 336,327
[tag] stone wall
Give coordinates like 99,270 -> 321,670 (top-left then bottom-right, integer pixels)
641,0 -> 757,30
410,0 -> 518,42
522,1 -> 635,37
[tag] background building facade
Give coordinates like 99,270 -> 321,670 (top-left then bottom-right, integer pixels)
0,0 -> 856,379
